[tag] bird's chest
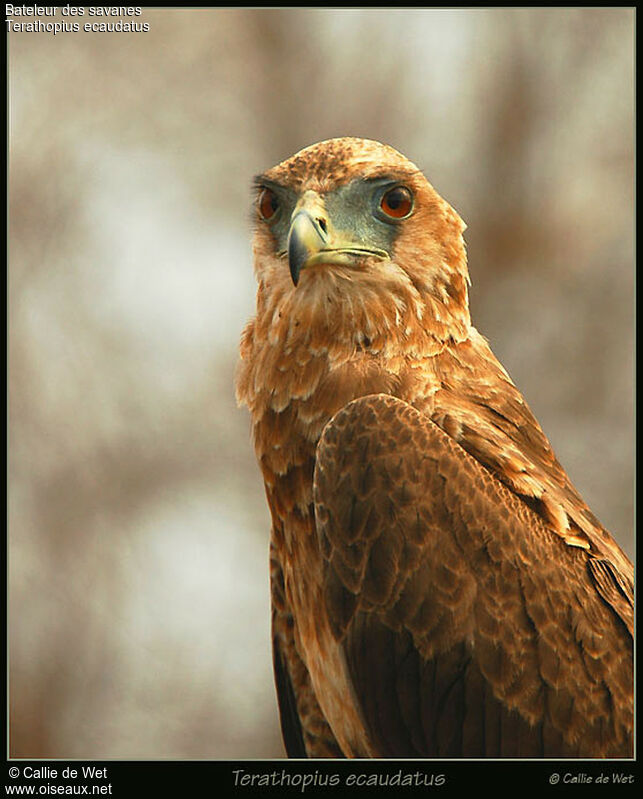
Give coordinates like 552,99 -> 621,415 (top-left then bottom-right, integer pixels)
257,355 -> 441,756
258,350 -> 442,593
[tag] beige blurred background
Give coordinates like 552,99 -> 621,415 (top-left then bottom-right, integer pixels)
8,8 -> 634,759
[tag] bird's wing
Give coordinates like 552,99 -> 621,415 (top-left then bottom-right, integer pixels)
270,545 -> 344,758
272,632 -> 307,758
313,394 -> 633,757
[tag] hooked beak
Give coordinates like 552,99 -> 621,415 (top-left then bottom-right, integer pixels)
287,191 -> 387,286
288,206 -> 329,286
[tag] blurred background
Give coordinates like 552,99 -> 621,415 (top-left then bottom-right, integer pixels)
8,8 -> 634,759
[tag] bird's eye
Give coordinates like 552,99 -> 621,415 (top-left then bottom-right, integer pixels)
380,185 -> 414,219
258,188 -> 280,221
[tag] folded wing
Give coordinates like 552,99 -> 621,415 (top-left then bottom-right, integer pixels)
313,394 -> 633,757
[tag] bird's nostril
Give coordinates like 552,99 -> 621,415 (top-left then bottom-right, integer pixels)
317,218 -> 328,234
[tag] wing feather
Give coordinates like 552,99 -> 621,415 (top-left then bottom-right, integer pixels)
433,331 -> 633,580
272,634 -> 307,758
270,546 -> 344,758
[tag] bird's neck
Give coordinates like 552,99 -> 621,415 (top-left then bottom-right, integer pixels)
237,283 -> 466,453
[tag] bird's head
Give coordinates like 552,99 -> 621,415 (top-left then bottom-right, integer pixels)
251,138 -> 471,354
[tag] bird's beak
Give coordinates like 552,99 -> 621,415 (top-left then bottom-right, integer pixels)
287,191 -> 387,286
287,192 -> 331,286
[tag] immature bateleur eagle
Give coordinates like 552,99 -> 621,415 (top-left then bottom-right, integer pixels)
235,137 -> 633,758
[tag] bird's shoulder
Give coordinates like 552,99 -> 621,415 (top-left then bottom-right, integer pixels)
427,329 -> 632,584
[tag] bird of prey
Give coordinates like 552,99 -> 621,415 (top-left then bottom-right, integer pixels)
236,137 -> 633,758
